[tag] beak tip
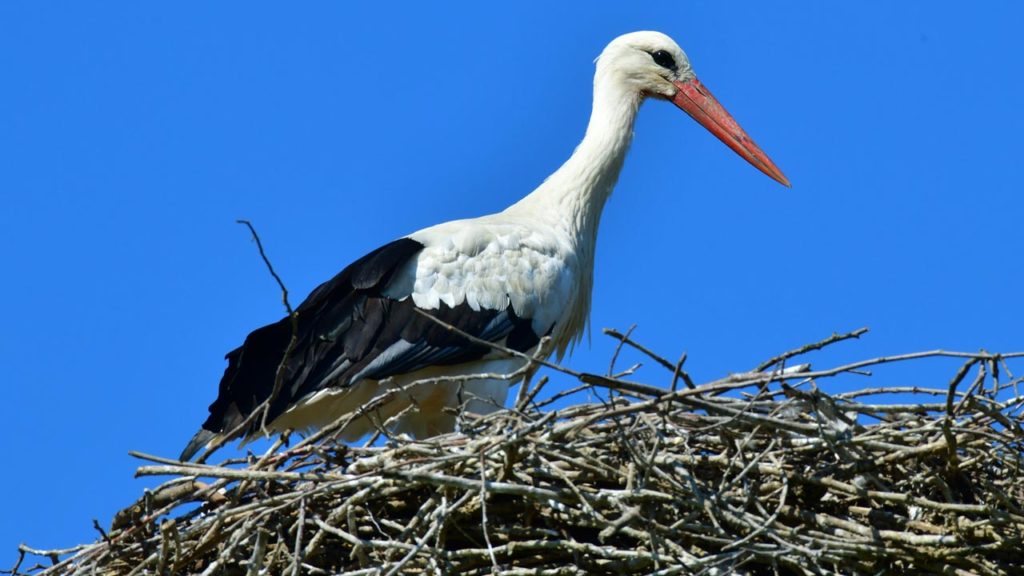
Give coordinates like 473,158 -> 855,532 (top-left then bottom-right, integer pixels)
767,166 -> 791,188
763,167 -> 791,188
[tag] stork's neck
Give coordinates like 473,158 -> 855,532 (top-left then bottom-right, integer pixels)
506,75 -> 640,247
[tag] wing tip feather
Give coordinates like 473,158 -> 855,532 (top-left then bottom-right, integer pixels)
179,428 -> 217,462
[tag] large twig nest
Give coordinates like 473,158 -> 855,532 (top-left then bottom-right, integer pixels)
11,329 -> 1024,575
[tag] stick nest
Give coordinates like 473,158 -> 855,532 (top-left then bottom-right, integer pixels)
12,330 -> 1024,575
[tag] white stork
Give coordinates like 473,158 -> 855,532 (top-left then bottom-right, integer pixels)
180,31 -> 789,461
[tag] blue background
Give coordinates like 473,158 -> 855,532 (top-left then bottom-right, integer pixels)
2,1 -> 1022,559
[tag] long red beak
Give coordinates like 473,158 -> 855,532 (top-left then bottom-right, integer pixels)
672,78 -> 790,187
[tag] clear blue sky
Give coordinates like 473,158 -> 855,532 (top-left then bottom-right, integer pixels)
3,1 -> 1022,558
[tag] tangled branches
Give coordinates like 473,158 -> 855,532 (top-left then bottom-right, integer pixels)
10,329 -> 1024,575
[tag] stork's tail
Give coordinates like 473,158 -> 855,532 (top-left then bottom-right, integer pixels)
179,428 -> 218,462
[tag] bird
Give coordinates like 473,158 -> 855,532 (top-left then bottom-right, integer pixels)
180,30 -> 789,461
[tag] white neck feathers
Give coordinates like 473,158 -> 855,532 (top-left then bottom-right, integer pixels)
504,61 -> 643,355
507,70 -> 641,247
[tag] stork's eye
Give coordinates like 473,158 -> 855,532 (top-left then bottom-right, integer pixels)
651,50 -> 675,70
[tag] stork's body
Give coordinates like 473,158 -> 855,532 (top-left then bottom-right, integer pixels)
181,31 -> 788,460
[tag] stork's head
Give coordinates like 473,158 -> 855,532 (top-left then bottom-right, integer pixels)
598,31 -> 790,187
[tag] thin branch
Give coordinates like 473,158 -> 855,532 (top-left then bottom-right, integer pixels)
755,327 -> 869,372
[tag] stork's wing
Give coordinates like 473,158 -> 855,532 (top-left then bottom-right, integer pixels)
184,237 -> 540,459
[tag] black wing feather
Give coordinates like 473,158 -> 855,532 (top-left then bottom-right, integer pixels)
190,237 -> 541,454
